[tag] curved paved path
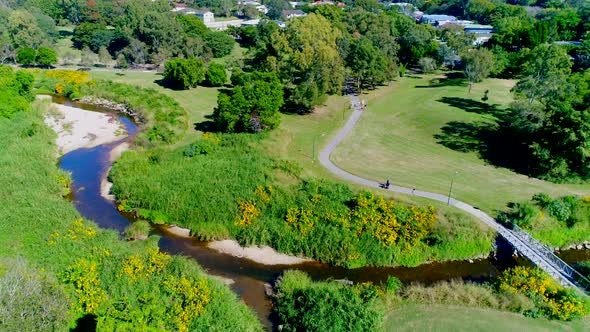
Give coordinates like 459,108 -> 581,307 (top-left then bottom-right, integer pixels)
319,93 -> 584,291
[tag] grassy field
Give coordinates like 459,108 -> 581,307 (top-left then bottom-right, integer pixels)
385,304 -> 590,332
90,70 -> 489,228
331,75 -> 590,214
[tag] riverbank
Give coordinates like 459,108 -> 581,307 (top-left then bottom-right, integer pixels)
41,96 -> 127,154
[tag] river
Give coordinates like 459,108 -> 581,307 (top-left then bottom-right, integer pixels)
55,98 -> 590,330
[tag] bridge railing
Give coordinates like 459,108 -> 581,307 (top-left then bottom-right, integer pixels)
511,224 -> 590,293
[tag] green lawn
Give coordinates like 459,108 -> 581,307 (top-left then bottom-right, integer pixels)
89,70 -> 493,224
331,75 -> 590,214
90,70 -> 219,145
385,304 -> 590,332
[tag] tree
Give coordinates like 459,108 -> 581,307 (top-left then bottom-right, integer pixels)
254,13 -> 345,112
513,44 -> 571,104
115,53 -> 128,68
8,10 -> 46,49
266,0 -> 290,20
213,71 -> 284,132
98,46 -> 111,64
0,258 -> 71,332
176,14 -> 208,38
462,48 -> 495,92
205,63 -> 227,87
203,32 -> 235,58
163,58 -> 206,89
346,38 -> 389,92
418,57 -> 437,73
35,47 -> 57,67
80,46 -> 97,66
16,47 -> 36,65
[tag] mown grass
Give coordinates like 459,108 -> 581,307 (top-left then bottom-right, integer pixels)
89,70 -> 219,145
331,75 -> 590,215
385,304 -> 590,332
0,102 -> 261,330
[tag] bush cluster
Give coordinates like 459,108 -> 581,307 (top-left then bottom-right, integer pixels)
273,270 -> 384,332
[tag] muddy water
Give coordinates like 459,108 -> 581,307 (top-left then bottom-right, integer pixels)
56,99 -> 590,330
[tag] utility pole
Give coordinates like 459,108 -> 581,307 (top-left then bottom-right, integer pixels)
447,171 -> 458,205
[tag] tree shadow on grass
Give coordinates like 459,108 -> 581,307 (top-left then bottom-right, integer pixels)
437,96 -> 507,118
416,72 -> 468,88
434,120 -> 531,174
194,114 -> 220,133
154,78 -> 187,91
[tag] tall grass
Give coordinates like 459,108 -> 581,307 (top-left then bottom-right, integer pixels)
111,134 -> 495,268
0,104 -> 261,330
80,80 -> 190,146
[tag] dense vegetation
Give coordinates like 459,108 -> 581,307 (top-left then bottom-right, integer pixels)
0,89 -> 261,331
500,193 -> 590,247
111,133 -> 494,268
275,267 -> 589,332
273,270 -> 385,332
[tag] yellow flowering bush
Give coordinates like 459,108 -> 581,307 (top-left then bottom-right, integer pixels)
48,218 -> 97,245
46,70 -> 90,86
348,193 -> 436,247
121,249 -> 171,282
236,199 -> 260,226
163,276 -> 211,332
254,185 -> 272,204
54,82 -> 65,95
498,266 -> 589,320
63,259 -> 107,314
202,132 -> 221,144
286,207 -> 316,235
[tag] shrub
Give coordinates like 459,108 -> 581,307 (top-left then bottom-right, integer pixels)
205,63 -> 227,87
16,47 -> 36,65
418,57 -> 437,73
274,271 -> 383,332
124,220 -> 151,240
203,32 -> 235,58
36,47 -> 57,67
497,266 -> 589,320
163,58 -> 206,89
510,202 -> 540,228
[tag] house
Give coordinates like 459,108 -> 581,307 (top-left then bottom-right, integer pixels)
256,5 -> 269,14
463,24 -> 494,45
420,14 -> 457,26
464,24 -> 493,35
195,9 -> 215,24
282,9 -> 306,19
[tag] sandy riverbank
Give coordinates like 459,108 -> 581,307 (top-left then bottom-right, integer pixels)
43,97 -> 127,155
100,142 -> 130,201
208,240 -> 313,265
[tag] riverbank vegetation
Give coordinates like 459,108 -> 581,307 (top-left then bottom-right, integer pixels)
0,68 -> 261,330
111,133 -> 494,268
501,193 -> 590,248
275,267 -> 589,332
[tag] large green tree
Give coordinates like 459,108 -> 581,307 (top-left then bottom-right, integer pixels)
513,44 -> 571,104
254,14 -> 345,112
16,47 -> 36,65
213,71 -> 284,132
346,37 -> 389,92
35,47 -> 57,67
462,48 -> 495,92
163,57 -> 206,89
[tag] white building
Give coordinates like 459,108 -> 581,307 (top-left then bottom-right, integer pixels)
282,9 -> 307,19
195,10 -> 215,24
